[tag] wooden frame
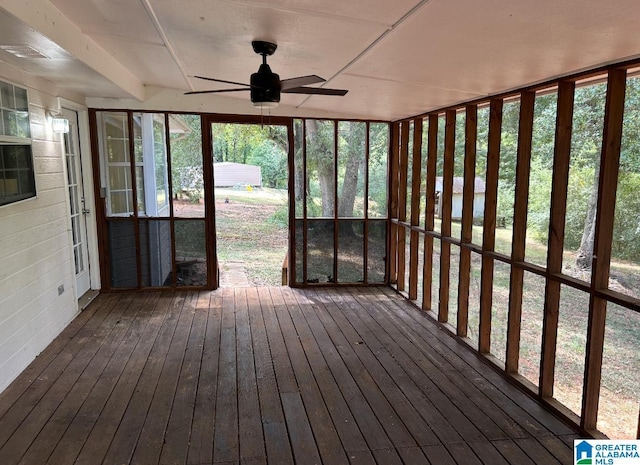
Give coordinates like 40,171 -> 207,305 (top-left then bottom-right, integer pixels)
457,104 -> 477,337
505,91 -> 535,373
540,81 -> 575,397
478,99 -> 503,354
581,68 -> 627,432
422,115 -> 438,311
438,110 -> 456,323
408,118 -> 423,300
390,64 -> 640,437
396,121 -> 410,291
389,122 -> 401,285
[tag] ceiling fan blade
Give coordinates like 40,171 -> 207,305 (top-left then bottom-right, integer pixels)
282,87 -> 348,96
280,75 -> 325,90
191,75 -> 250,87
184,88 -> 251,95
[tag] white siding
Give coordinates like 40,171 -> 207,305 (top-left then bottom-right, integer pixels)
0,72 -> 80,394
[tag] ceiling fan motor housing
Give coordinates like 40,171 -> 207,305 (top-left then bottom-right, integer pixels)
251,64 -> 281,105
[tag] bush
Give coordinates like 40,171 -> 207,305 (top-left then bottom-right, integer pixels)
267,205 -> 289,227
612,172 -> 640,260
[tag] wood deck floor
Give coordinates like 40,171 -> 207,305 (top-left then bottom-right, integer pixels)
0,287 -> 579,465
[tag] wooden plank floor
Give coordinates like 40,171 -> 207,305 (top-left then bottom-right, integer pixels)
0,287 -> 580,465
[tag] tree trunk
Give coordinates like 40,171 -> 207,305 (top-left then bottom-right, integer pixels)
338,124 -> 364,218
306,120 -> 335,217
293,131 -> 305,202
576,172 -> 599,269
318,164 -> 335,217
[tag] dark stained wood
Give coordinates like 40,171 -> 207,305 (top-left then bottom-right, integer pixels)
396,121 -> 410,291
50,293 -> 172,465
272,288 -> 349,465
12,293 -> 149,465
281,392 -> 322,465
506,91 -> 535,373
491,440 -> 537,465
247,287 -> 294,465
305,289 -> 419,449
234,288 -> 266,462
376,286 -> 575,437
479,98 -> 504,353
0,292 -> 116,422
422,444 -> 458,465
409,118 -> 424,300
0,288 -> 579,465
130,292 -> 197,465
187,291 -> 222,465
514,437 -> 562,465
469,441 -> 510,465
389,122 -> 401,285
540,81 -> 575,398
423,114 -> 439,310
283,288 -> 370,455
289,290 -> 397,452
582,68 -> 627,431
0,293 -> 135,464
458,104 -> 477,337
340,289 -> 492,444
439,110 -> 456,323
214,288 -> 240,463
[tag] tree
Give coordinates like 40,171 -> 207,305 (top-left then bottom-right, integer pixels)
305,119 -> 336,217
169,114 -> 203,199
338,122 -> 366,218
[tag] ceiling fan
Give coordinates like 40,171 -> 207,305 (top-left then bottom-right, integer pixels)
186,40 -> 348,108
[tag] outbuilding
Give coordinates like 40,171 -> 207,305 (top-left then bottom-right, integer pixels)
214,162 -> 262,187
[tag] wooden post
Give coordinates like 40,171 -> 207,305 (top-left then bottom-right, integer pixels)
409,118 -> 424,300
422,115 -> 438,310
505,91 -> 535,374
397,121 -> 410,291
438,110 -> 456,322
389,122 -> 400,285
581,68 -> 627,431
457,104 -> 477,337
540,80 -> 575,397
479,99 -> 503,353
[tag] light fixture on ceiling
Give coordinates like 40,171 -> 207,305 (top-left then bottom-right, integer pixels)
252,100 -> 278,109
46,110 -> 69,134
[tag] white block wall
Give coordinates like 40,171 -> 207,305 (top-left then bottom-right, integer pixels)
0,69 -> 80,394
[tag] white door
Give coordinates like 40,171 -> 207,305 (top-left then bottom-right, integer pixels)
63,108 -> 91,297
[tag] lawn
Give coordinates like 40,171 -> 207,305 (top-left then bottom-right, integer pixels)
214,187 -> 288,286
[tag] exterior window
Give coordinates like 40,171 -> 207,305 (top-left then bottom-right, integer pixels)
0,81 -> 35,206
99,112 -> 170,217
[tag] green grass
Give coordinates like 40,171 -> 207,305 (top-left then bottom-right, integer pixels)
214,187 -> 288,286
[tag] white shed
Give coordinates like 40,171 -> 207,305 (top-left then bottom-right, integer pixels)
214,162 -> 262,187
434,177 -> 486,219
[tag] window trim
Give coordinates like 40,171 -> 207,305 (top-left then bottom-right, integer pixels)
0,80 -> 36,208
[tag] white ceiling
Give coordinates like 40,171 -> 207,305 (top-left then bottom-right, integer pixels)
1,0 -> 639,121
